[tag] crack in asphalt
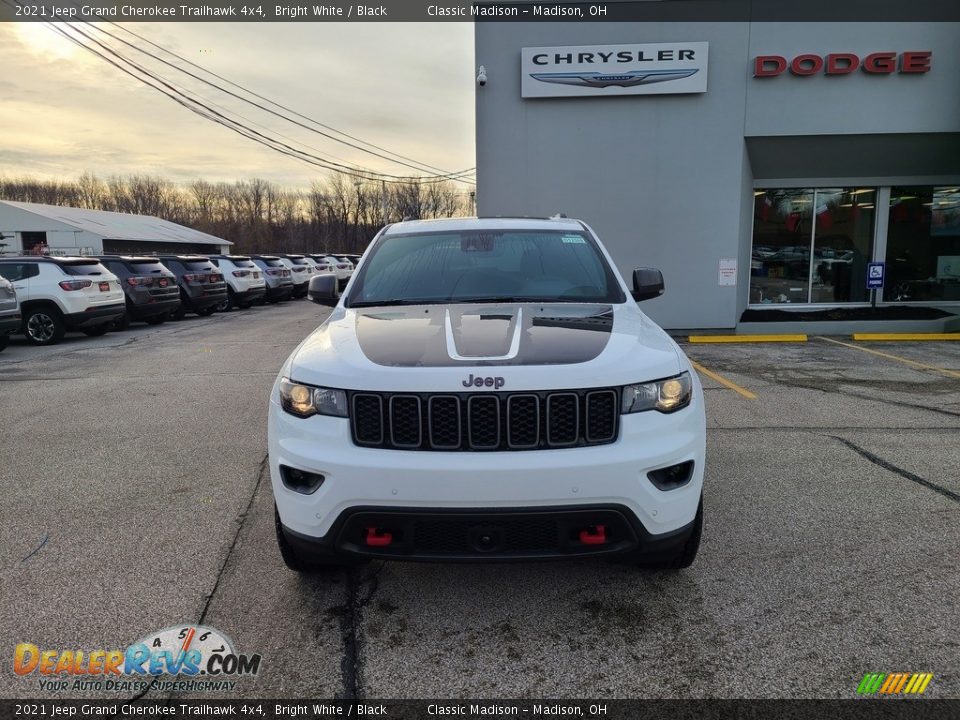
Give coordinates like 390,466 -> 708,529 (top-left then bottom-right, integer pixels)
112,453 -> 269,713
20,532 -> 48,562
830,436 -> 960,504
339,565 -> 382,699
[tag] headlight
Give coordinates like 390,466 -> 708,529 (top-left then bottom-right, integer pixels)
622,372 -> 692,414
279,378 -> 348,418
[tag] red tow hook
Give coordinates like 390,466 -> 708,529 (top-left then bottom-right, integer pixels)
365,527 -> 393,547
579,525 -> 607,545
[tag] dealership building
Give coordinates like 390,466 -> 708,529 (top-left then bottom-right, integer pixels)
474,9 -> 960,331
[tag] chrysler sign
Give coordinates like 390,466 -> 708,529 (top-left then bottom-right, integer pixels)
521,42 -> 709,98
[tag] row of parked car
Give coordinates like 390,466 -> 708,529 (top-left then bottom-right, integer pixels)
0,252 -> 359,348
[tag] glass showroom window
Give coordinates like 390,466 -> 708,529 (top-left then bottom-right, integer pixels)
885,186 -> 960,302
751,188 -> 875,305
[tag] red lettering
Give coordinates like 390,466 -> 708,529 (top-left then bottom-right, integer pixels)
863,52 -> 897,73
900,51 -> 932,73
790,54 -> 824,76
825,53 -> 859,75
754,55 -> 787,77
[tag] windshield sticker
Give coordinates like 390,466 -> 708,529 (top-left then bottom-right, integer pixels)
562,235 -> 586,244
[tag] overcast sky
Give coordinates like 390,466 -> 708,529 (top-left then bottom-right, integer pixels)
0,22 -> 475,188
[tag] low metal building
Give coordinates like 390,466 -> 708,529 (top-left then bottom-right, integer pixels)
0,201 -> 231,257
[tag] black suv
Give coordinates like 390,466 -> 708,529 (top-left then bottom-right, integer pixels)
156,255 -> 228,319
95,256 -> 181,329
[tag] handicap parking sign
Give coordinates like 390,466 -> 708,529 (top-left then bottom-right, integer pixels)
867,262 -> 884,289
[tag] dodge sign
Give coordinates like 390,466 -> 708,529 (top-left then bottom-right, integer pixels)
521,42 -> 709,98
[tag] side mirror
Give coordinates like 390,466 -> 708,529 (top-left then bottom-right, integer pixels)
308,273 -> 340,306
632,267 -> 664,302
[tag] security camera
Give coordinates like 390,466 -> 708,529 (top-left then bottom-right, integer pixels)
477,65 -> 487,87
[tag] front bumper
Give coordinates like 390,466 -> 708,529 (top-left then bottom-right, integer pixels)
268,391 -> 706,553
63,303 -> 126,329
280,504 -> 697,562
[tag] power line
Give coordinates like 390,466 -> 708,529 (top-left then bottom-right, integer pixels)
103,22 -> 476,181
42,20 -> 475,186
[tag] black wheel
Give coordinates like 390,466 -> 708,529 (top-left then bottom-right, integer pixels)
628,497 -> 702,570
274,505 -> 366,572
170,307 -> 187,321
236,302 -> 252,310
112,312 -> 131,331
82,324 -> 111,337
23,306 -> 66,345
144,314 -> 166,326
0,333 -> 8,352
196,306 -> 217,317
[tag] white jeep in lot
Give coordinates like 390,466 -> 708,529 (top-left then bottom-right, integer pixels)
269,217 -> 705,570
0,257 -> 125,345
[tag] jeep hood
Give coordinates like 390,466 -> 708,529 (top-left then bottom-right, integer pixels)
287,303 -> 684,392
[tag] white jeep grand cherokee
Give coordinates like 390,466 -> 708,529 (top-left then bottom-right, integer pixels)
268,217 -> 705,570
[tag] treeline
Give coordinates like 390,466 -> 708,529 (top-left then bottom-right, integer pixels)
0,172 -> 471,254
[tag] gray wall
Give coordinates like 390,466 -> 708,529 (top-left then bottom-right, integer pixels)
475,21 -> 960,329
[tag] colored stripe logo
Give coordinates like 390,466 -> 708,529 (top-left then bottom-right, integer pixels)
857,673 -> 933,695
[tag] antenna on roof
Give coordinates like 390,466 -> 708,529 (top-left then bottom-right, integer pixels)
549,213 -> 567,219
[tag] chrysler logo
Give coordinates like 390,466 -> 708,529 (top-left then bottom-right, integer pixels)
530,69 -> 699,88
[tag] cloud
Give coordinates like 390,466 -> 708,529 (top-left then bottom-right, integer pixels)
0,22 -> 476,188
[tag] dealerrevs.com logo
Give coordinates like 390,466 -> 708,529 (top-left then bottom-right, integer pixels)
14,625 -> 261,693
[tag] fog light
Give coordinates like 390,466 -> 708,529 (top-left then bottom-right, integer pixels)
647,461 -> 694,491
280,465 -> 325,494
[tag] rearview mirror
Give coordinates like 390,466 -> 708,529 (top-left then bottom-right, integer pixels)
632,268 -> 664,302
308,273 -> 340,306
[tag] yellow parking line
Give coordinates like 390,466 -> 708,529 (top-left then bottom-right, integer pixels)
817,336 -> 960,379
853,333 -> 960,341
689,360 -> 757,400
688,334 -> 807,343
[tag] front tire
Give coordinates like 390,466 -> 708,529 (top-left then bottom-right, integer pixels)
23,306 -> 66,345
196,305 -> 217,317
144,314 -> 166,325
0,333 -> 9,352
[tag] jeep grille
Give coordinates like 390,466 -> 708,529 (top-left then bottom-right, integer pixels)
349,389 -> 619,451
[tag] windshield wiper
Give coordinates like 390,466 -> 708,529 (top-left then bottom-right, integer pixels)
348,298 -> 446,308
449,296 -> 549,304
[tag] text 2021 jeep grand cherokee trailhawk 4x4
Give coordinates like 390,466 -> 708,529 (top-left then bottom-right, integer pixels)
269,218 -> 706,570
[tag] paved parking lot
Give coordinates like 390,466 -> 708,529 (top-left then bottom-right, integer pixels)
1,304 -> 957,699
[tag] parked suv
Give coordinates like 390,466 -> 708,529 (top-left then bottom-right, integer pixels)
305,254 -> 335,274
269,217 -> 706,571
96,256 -> 180,328
0,275 -> 20,352
157,255 -> 227,319
251,255 -> 294,303
208,255 -> 267,310
276,254 -> 314,298
0,257 -> 125,345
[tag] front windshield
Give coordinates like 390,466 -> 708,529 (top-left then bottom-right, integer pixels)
345,230 -> 625,306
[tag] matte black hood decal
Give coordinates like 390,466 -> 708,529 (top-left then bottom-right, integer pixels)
356,305 -> 614,367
